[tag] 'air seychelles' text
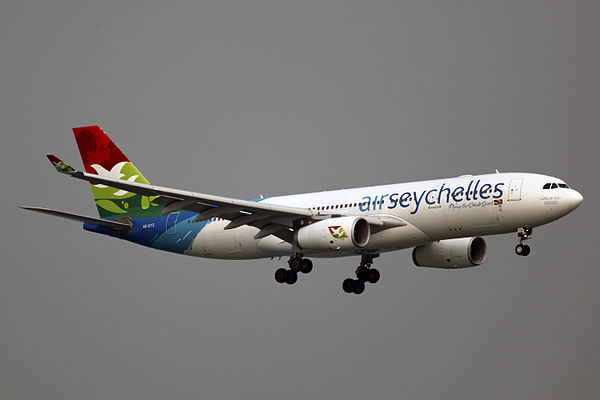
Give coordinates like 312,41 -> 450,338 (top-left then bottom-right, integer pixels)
359,180 -> 505,215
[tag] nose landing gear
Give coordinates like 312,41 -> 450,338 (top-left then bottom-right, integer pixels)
275,255 -> 313,285
515,227 -> 532,256
342,254 -> 380,294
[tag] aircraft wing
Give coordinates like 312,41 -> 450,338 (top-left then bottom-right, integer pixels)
46,155 -> 405,241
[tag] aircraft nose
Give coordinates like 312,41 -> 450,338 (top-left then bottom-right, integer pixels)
565,189 -> 583,211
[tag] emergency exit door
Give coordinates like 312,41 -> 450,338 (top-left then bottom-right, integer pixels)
508,178 -> 523,201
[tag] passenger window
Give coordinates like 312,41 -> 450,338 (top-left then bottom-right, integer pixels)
543,183 -> 551,189
551,183 -> 558,189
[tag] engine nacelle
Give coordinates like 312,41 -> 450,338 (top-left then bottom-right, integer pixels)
296,217 -> 370,251
412,237 -> 487,269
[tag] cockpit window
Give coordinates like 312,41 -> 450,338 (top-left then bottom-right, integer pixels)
543,182 -> 569,189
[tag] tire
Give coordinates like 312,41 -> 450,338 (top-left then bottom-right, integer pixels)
286,270 -> 298,285
275,268 -> 288,283
521,244 -> 531,256
357,267 -> 370,282
289,257 -> 301,272
515,244 -> 524,256
342,278 -> 356,293
300,258 -> 313,274
368,268 -> 380,284
353,280 -> 365,294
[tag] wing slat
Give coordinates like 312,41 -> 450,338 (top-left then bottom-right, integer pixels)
253,223 -> 289,239
224,214 -> 271,230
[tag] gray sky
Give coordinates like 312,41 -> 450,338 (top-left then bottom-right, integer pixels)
1,1 -> 599,399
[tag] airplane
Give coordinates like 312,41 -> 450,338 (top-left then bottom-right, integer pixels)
21,126 -> 583,294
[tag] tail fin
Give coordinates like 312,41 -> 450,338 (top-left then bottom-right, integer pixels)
73,126 -> 162,219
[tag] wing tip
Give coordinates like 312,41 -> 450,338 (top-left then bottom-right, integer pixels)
46,154 -> 76,174
46,154 -> 61,164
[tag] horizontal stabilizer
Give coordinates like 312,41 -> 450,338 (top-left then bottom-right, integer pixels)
20,206 -> 132,233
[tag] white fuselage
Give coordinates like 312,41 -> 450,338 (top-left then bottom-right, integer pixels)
186,173 -> 582,259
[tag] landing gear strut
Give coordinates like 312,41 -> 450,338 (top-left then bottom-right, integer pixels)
515,227 -> 532,256
342,254 -> 380,295
275,255 -> 313,285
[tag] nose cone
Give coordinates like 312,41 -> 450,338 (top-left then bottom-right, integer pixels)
565,189 -> 583,212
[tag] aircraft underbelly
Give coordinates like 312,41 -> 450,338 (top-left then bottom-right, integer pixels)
187,223 -> 269,259
367,223 -> 431,252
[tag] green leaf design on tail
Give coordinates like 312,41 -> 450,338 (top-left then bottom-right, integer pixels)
89,161 -> 164,218
95,200 -> 127,214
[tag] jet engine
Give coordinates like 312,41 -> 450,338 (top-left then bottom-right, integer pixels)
296,217 -> 370,251
412,237 -> 487,269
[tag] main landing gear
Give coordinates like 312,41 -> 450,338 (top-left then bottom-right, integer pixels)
342,254 -> 380,295
515,227 -> 532,256
274,255 -> 313,285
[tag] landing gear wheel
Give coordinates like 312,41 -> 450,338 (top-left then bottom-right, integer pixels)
285,270 -> 298,285
300,258 -> 313,274
368,268 -> 380,284
342,254 -> 380,294
289,257 -> 301,272
353,280 -> 365,294
275,268 -> 288,283
515,227 -> 533,257
515,244 -> 532,256
356,267 -> 371,282
515,244 -> 524,255
342,278 -> 356,293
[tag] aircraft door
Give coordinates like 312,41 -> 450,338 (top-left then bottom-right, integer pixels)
165,212 -> 179,234
508,178 -> 523,201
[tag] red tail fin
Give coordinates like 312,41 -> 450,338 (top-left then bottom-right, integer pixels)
73,126 -> 129,174
71,125 -> 155,218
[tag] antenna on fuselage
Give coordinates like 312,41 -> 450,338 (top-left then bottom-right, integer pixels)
495,169 -> 500,174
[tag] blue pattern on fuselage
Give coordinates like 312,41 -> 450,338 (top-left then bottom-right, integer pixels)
84,199 -> 266,255
84,211 -> 207,254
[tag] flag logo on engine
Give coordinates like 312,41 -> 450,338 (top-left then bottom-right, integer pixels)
328,226 -> 349,239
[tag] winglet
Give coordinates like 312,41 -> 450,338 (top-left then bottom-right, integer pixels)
46,154 -> 76,174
